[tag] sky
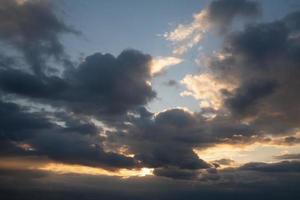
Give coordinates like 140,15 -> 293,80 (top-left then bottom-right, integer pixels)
0,0 -> 300,199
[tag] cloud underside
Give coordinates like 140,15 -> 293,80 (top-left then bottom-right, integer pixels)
0,0 -> 299,190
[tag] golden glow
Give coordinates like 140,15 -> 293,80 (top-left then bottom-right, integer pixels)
0,156 -> 153,178
38,163 -> 153,178
195,143 -> 300,165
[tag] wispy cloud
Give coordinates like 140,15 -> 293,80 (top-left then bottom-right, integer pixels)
164,0 -> 260,56
150,56 -> 183,76
164,10 -> 210,55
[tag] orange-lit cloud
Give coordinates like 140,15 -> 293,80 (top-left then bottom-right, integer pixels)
164,10 -> 210,55
195,140 -> 300,165
150,56 -> 183,76
181,73 -> 235,110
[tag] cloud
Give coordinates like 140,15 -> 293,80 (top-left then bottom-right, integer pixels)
32,132 -> 137,170
181,73 -> 235,109
0,49 -> 156,117
0,100 -> 53,141
213,158 -> 235,166
0,0 -> 75,76
0,164 -> 300,200
181,10 -> 300,136
0,3 -> 156,171
239,161 -> 300,173
0,0 -> 299,191
225,80 -> 278,115
107,108 -> 214,178
207,0 -> 260,31
164,0 -> 260,55
153,166 -> 201,180
274,153 -> 300,160
164,10 -> 210,55
150,56 -> 182,76
0,99 -> 138,170
164,80 -> 179,87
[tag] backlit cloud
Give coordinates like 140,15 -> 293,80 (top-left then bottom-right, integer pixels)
150,56 -> 183,76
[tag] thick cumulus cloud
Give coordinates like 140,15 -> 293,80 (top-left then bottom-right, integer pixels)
0,49 -> 156,117
0,0 -> 74,75
107,108 -> 262,179
217,11 -> 300,134
183,9 -> 300,137
0,0 -> 154,173
0,0 -> 299,191
107,108 -> 213,179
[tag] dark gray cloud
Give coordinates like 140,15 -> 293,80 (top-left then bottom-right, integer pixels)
274,153 -> 300,160
0,0 -> 299,194
207,0 -> 260,31
205,10 -> 300,136
108,109 -> 212,176
153,167 -> 201,180
0,100 -> 52,141
0,0 -> 75,76
0,49 -> 156,117
153,166 -> 220,180
0,165 -> 300,200
31,132 -> 136,170
226,80 -> 278,115
164,79 -> 178,87
0,0 -> 154,172
0,99 -> 136,169
107,108 -> 254,179
239,161 -> 300,173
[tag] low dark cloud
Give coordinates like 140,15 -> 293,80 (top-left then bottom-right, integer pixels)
0,100 -> 52,141
0,165 -> 300,200
239,161 -> 300,173
153,167 -> 201,180
107,108 -> 214,178
32,132 -> 136,169
0,100 -> 136,169
274,153 -> 300,160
